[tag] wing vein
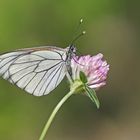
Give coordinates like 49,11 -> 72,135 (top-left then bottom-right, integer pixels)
43,63 -> 64,95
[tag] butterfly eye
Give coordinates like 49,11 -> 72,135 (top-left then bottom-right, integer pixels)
70,45 -> 76,54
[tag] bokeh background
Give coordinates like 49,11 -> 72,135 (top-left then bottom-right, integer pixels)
0,0 -> 140,140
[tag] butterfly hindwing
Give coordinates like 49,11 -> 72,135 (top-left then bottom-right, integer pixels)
0,46 -> 68,96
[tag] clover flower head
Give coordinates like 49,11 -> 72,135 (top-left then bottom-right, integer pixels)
71,53 -> 109,90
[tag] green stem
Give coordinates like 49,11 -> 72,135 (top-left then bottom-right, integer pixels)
39,90 -> 75,140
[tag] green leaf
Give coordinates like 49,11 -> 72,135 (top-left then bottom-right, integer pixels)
84,86 -> 100,109
79,71 -> 87,83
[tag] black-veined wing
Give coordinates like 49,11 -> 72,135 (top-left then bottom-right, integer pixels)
0,46 -> 68,96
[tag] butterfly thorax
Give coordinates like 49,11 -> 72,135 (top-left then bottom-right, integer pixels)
65,45 -> 76,76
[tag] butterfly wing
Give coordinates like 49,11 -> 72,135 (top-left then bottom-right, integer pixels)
0,46 -> 68,96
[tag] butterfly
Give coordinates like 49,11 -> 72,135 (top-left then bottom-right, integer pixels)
0,45 -> 76,96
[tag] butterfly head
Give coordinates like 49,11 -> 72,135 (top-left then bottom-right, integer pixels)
67,45 -> 77,58
69,45 -> 76,54
65,45 -> 76,62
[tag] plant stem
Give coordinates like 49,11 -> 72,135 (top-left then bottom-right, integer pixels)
39,90 -> 75,140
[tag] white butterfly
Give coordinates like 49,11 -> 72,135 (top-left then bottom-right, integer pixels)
0,46 -> 76,96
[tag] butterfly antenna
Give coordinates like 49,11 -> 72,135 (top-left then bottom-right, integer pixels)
73,18 -> 83,37
71,31 -> 86,46
70,18 -> 86,46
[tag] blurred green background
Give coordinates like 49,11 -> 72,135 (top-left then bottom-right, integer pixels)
0,0 -> 140,140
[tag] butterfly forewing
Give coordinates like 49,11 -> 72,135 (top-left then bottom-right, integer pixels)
0,46 -> 68,96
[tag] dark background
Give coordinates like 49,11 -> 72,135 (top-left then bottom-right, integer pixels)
0,0 -> 140,140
